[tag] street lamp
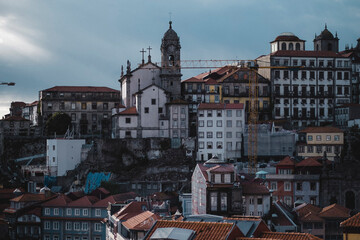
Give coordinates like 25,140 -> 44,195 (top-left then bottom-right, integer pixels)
0,82 -> 15,86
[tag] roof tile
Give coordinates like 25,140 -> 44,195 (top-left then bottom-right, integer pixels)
340,212 -> 360,228
42,86 -> 119,93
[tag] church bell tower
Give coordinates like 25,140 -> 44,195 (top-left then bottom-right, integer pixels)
160,21 -> 182,100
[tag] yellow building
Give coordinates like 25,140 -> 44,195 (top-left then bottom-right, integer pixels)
297,126 -> 344,161
341,212 -> 360,240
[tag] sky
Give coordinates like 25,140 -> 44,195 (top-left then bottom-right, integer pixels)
0,0 -> 359,118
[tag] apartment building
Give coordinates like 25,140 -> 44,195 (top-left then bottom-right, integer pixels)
197,103 -> 245,161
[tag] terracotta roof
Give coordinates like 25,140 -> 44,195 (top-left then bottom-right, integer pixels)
299,126 -> 343,133
271,50 -> 348,58
198,103 -> 244,110
181,76 -> 205,83
277,156 -> 295,167
204,78 -> 219,85
67,196 -> 99,207
93,192 -> 138,207
21,206 -> 42,218
294,203 -> 321,218
26,101 -> 38,106
296,157 -> 322,167
114,201 -> 150,221
242,182 -> 270,195
208,165 -> 235,173
2,116 -> 29,121
340,212 -> 360,228
261,232 -> 322,240
118,107 -> 138,115
272,35 -> 305,42
11,101 -> 26,107
122,211 -> 161,231
11,193 -> 47,202
42,194 -> 72,207
145,220 -> 240,240
319,203 -> 350,219
42,86 -> 119,93
301,211 -> 324,222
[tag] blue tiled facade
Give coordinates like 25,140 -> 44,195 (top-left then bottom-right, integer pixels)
41,206 -> 107,240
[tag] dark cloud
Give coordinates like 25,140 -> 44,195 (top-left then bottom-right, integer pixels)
0,0 -> 359,117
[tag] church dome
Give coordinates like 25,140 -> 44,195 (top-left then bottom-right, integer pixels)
163,21 -> 179,41
273,32 -> 302,42
315,25 -> 336,40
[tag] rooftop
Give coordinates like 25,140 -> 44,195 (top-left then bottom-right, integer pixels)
340,212 -> 360,228
42,86 -> 119,93
299,126 -> 343,133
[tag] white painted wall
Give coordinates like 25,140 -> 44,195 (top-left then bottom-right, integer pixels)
46,139 -> 85,176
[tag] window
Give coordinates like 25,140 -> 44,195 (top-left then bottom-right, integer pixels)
66,208 -> 72,216
199,120 -> 204,127
275,70 -> 280,79
74,222 -> 80,231
144,107 -> 149,113
83,209 -> 88,216
207,120 -> 213,127
82,222 -> 88,231
307,146 -> 314,153
226,142 -> 232,150
198,142 -> 204,149
158,107 -> 163,113
54,208 -> 59,215
81,102 -> 86,110
103,102 -> 108,110
284,70 -> 289,79
310,182 -> 316,191
125,118 -> 131,124
226,110 -> 232,117
54,236 -> 59,240
66,222 -> 72,230
199,132 -> 204,138
59,102 -> 65,110
308,135 -> 313,141
316,135 -> 321,141
297,182 -> 302,191
210,192 -> 218,211
207,142 -> 213,149
226,120 -> 232,127
216,141 -> 223,149
199,110 -> 204,117
47,103 -> 52,110
75,209 -> 80,216
216,132 -> 222,138
316,145 -> 322,153
236,120 -> 242,127
44,221 -> 50,230
226,132 -> 232,138
45,208 -> 50,215
249,197 -> 254,205
207,110 -> 212,117
207,132 -> 213,138
71,113 -> 76,121
334,135 -> 340,141
285,182 -> 291,191
271,182 -> 277,190
151,99 -> 156,105
90,222 -> 100,233
221,193 -> 227,211
92,102 -> 97,109
284,196 -> 292,206
53,221 -> 59,230
217,110 -> 222,117
236,110 -> 242,117
216,120 -> 222,127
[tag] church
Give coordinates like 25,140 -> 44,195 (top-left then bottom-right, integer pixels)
111,21 -> 189,141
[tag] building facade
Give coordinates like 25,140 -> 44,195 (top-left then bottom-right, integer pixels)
258,27 -> 352,128
39,86 -> 120,136
297,126 -> 343,161
191,156 -> 242,216
197,103 -> 245,161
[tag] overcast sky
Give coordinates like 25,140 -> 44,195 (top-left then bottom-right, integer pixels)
0,0 -> 359,117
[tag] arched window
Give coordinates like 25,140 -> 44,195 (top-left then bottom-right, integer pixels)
296,43 -> 301,50
345,191 -> 355,209
281,43 -> 287,50
316,44 -> 319,51
289,43 -> 294,50
328,43 -> 332,51
169,55 -> 175,66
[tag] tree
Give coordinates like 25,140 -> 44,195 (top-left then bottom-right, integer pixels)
46,112 -> 71,136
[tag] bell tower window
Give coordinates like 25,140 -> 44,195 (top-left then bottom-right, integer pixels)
169,55 -> 175,66
281,42 -> 287,50
328,43 -> 332,51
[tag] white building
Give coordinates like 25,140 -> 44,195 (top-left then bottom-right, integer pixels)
197,103 -> 245,161
258,27 -> 352,128
241,181 -> 271,217
112,84 -> 189,139
46,138 -> 85,176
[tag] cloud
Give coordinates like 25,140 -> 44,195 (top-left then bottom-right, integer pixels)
0,15 -> 50,62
